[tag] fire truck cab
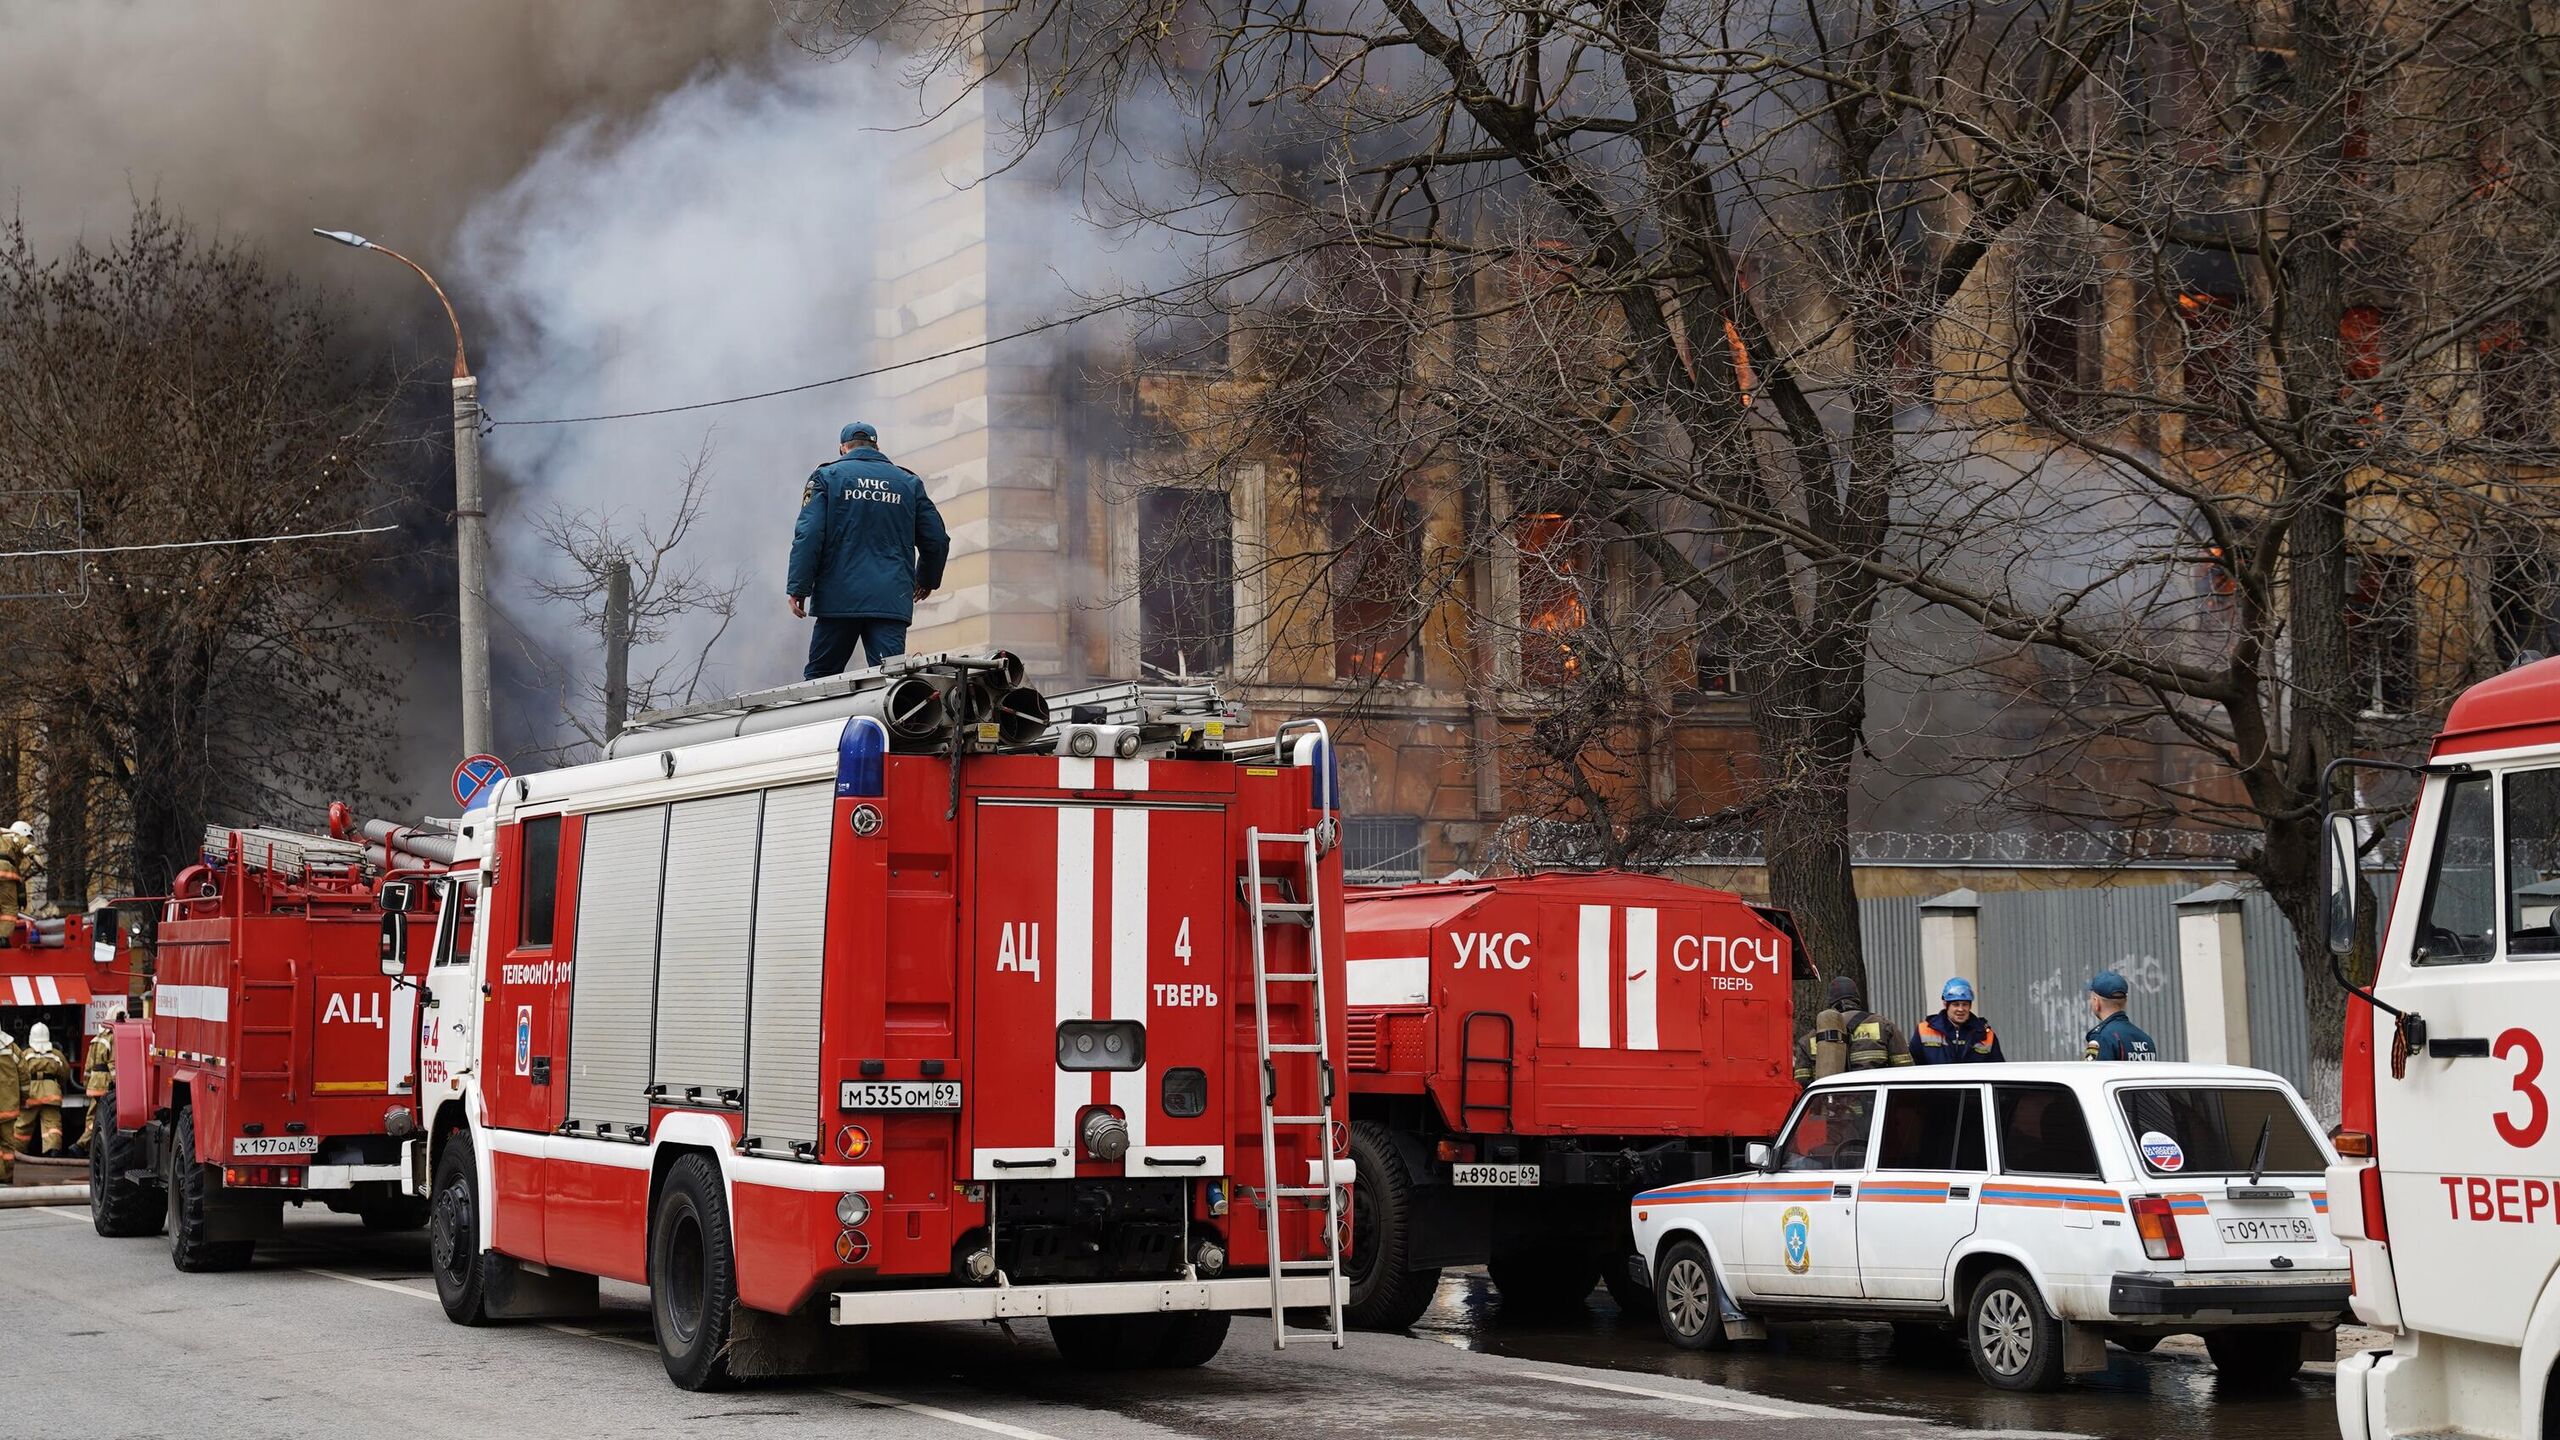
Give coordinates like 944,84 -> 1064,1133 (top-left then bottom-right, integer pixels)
0,905 -> 130,1147
2326,657 -> 2560,1440
410,661 -> 1353,1390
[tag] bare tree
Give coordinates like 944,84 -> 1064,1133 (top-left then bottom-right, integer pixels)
522,438 -> 744,758
0,201 -> 416,892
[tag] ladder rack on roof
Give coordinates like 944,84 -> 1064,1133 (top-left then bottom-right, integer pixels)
203,825 -> 367,879
1042,680 -> 1239,730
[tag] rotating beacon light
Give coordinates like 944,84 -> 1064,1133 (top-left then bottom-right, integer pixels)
836,715 -> 890,798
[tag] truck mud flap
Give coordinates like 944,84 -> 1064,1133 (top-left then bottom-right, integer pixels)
483,1255 -> 601,1321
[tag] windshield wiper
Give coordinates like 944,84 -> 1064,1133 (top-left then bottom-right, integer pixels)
2247,1115 -> 2273,1187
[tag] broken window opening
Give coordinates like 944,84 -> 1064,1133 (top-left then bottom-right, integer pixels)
1330,494 -> 1424,683
1136,488 -> 1235,678
2347,550 -> 2417,715
1516,512 -> 1595,691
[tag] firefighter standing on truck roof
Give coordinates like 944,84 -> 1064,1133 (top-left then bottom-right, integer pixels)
1796,973 -> 1913,1083
0,820 -> 41,917
786,421 -> 950,681
78,1012 -> 116,1151
16,1022 -> 66,1155
0,1029 -> 20,1182
2083,969 -> 2159,1060
1912,976 -> 2005,1063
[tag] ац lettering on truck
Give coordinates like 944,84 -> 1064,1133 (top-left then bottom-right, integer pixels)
2323,657 -> 2560,1440
408,682 -> 1352,1391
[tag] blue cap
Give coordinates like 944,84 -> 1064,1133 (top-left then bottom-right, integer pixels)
2089,969 -> 2129,999
840,421 -> 878,446
1941,977 -> 1975,1004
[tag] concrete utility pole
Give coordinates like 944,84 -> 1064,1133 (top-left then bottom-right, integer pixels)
311,228 -> 494,761
602,559 -> 632,742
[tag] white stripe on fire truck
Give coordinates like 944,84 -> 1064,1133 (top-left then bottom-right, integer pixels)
1577,905 -> 1611,1048
7,977 -> 29,1005
1624,906 -> 1659,1051
1346,956 -> 1429,1006
1112,759 -> 1148,792
1110,806 -> 1149,1157
157,984 -> 230,1023
1054,804 -> 1096,1158
35,976 -> 60,1006
1058,757 -> 1096,790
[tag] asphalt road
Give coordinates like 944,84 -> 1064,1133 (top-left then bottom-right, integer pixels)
0,1205 -> 1965,1440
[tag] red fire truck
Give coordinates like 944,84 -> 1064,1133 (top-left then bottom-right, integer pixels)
88,824 -> 448,1269
0,905 -> 131,1148
406,663 -> 1351,1390
1339,870 -> 1802,1328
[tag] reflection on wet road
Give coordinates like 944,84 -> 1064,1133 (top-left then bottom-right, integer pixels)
1411,1271 -> 2341,1440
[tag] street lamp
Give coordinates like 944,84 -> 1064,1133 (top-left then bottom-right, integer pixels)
312,228 -> 494,763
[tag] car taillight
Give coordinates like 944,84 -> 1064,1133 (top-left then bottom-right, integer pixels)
222,1165 -> 306,1189
2129,1195 -> 2184,1261
2359,1164 -> 2388,1242
1435,1138 -> 1476,1164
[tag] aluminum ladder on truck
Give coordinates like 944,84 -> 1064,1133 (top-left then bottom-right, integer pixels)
1244,723 -> 1347,1351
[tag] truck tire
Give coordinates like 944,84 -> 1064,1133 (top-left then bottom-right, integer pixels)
1050,1314 -> 1177,1368
167,1109 -> 253,1273
1651,1237 -> 1731,1351
2204,1326 -> 2306,1386
88,1083 -> 164,1238
360,1193 -> 432,1231
1602,1249 -> 1652,1316
1153,1311 -> 1232,1368
1965,1267 -> 2065,1391
1489,1247 -> 1600,1312
429,1130 -> 497,1325
1344,1120 -> 1439,1331
650,1153 -> 739,1391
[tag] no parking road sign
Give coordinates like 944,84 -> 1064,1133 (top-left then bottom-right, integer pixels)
453,753 -> 510,810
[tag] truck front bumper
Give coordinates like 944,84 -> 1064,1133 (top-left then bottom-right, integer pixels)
2108,1270 -> 2351,1320
829,1274 -> 1342,1327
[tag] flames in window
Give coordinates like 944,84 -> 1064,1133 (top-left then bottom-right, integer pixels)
1517,513 -> 1589,687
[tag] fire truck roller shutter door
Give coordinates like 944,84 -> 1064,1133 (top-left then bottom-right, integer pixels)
651,793 -> 764,1103
567,805 -> 670,1135
745,783 -> 833,1152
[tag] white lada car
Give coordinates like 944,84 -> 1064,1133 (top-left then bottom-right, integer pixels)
1630,1063 -> 2349,1391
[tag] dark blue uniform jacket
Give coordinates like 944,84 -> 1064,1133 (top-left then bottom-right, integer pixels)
786,447 -> 950,620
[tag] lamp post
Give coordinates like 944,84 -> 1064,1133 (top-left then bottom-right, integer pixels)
312,229 -> 493,762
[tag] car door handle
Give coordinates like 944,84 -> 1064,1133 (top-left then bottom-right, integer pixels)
1949,1186 -> 1971,1199
2428,1037 -> 2493,1058
1833,1184 -> 1854,1197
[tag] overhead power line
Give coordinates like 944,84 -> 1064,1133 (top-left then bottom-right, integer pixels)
0,524 -> 401,562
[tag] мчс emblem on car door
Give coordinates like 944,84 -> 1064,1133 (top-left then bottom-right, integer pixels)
1782,1206 -> 1812,1273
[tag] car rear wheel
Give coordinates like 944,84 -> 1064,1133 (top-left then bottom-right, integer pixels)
88,1082 -> 164,1238
2204,1327 -> 2306,1387
1966,1267 -> 2064,1391
1651,1238 -> 1731,1351
167,1109 -> 253,1273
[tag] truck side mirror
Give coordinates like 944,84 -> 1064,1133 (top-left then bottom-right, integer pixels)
90,907 -> 117,964
379,911 -> 409,978
2323,812 -> 2360,957
379,880 -> 415,916
1746,1141 -> 1774,1172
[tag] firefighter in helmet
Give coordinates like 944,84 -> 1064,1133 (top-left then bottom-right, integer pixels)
1794,973 -> 1914,1083
0,1029 -> 20,1182
16,1022 -> 68,1156
78,1010 -> 118,1151
1911,977 -> 2006,1063
0,820 -> 39,917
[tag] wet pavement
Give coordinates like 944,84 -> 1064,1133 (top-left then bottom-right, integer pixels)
1411,1269 -> 2343,1440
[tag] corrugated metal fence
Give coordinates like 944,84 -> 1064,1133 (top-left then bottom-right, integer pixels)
1858,881 -> 2315,1091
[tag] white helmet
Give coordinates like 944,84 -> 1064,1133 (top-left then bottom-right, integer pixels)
8,821 -> 29,839
27,1022 -> 49,1051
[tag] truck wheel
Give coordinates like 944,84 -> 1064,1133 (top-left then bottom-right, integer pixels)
1344,1121 -> 1439,1330
167,1109 -> 253,1273
1602,1249 -> 1652,1316
1050,1314 -> 1171,1367
1652,1238 -> 1731,1351
88,1083 -> 164,1238
1966,1267 -> 2065,1391
650,1153 -> 739,1391
360,1193 -> 432,1231
429,1130 -> 496,1325
2204,1327 -> 2306,1386
1489,1247 -> 1600,1312
1153,1312 -> 1232,1368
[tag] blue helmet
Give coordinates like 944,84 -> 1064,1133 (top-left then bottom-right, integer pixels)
840,420 -> 879,446
1941,976 -> 1975,1004
2089,969 -> 2130,1000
